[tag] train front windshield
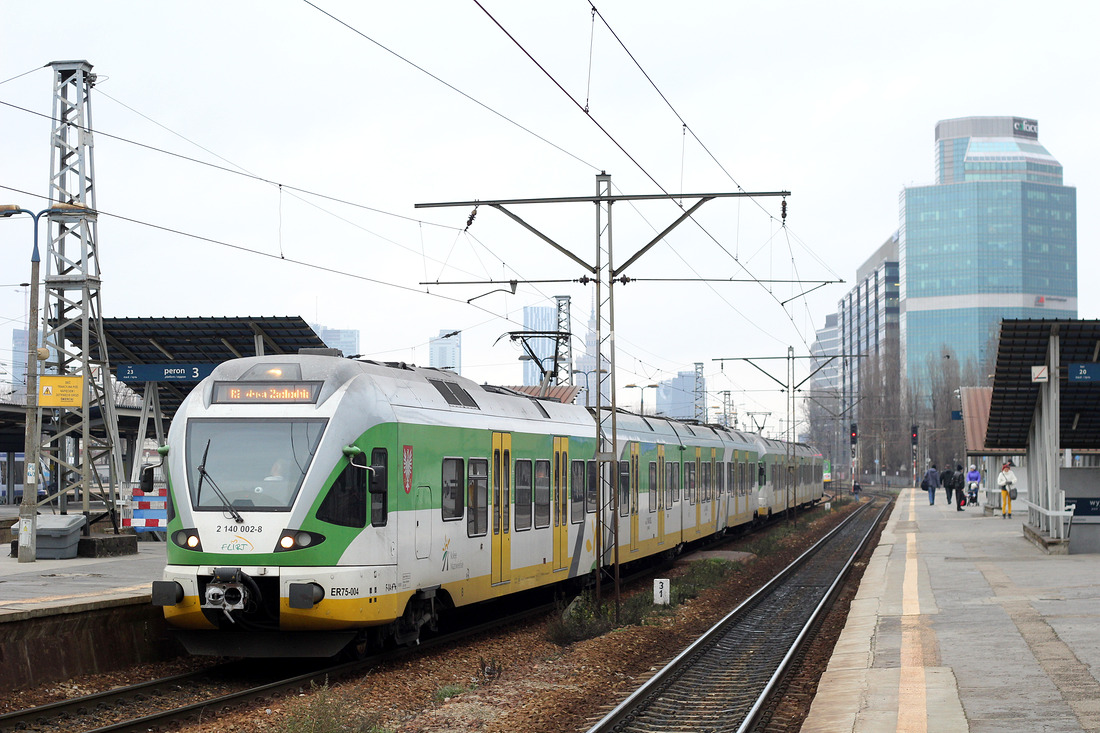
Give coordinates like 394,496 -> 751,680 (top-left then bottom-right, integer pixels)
185,418 -> 327,511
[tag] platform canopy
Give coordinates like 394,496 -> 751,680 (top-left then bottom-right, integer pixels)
985,319 -> 1100,451
90,316 -> 328,419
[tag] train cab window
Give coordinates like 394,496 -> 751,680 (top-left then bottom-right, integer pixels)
570,460 -> 586,524
369,448 -> 388,526
585,460 -> 598,513
618,461 -> 630,517
317,460 -> 367,528
648,461 -> 657,512
534,460 -> 551,528
467,459 -> 488,536
441,458 -> 464,521
686,462 -> 696,504
514,460 -> 533,530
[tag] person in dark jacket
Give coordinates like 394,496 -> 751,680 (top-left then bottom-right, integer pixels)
940,464 -> 955,504
923,464 -> 940,505
952,464 -> 966,510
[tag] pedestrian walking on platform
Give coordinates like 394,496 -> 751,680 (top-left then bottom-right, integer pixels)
997,462 -> 1017,518
952,464 -> 966,510
940,464 -> 956,504
923,464 -> 940,505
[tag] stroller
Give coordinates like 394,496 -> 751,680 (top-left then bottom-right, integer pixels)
967,481 -> 979,506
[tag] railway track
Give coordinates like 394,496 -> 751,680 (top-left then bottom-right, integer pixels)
586,496 -> 889,733
0,601 -> 551,733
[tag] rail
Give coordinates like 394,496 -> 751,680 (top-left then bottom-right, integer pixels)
586,496 -> 889,733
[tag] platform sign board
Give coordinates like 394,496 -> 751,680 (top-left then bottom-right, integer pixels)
1067,497 -> 1100,516
117,363 -> 216,383
39,375 -> 83,407
822,459 -> 832,482
1068,363 -> 1100,383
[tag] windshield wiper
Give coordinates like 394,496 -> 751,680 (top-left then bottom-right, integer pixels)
195,438 -> 245,524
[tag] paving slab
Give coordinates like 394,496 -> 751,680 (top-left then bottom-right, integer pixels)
802,489 -> 1100,733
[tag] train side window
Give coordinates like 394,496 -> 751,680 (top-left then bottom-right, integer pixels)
467,459 -> 488,537
758,461 -> 766,487
618,461 -> 630,517
441,458 -> 464,521
686,462 -> 696,505
570,460 -> 585,524
514,460 -> 533,530
586,460 -> 598,513
534,460 -> 551,528
669,461 -> 680,503
369,448 -> 388,527
702,462 -> 711,502
648,461 -> 657,512
316,461 -> 367,528
664,462 -> 674,507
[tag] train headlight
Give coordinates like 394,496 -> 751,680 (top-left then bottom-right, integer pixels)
274,529 -> 326,552
171,528 -> 203,551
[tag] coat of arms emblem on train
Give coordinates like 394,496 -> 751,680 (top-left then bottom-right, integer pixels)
403,445 -> 414,494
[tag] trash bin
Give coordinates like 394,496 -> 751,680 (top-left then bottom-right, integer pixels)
35,515 -> 87,559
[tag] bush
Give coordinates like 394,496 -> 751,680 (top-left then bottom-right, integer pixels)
275,679 -> 389,733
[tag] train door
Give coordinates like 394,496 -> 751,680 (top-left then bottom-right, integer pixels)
491,432 -> 511,585
415,485 -> 432,559
553,436 -> 569,572
629,443 -> 640,553
657,446 -> 666,546
693,447 -> 702,538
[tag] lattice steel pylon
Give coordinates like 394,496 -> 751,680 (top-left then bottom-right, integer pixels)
554,295 -> 573,386
693,362 -> 705,421
39,60 -> 125,529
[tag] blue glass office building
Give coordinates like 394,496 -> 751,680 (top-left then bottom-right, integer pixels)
900,116 -> 1076,388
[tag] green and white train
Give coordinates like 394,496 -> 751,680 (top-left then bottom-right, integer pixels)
151,354 -> 824,657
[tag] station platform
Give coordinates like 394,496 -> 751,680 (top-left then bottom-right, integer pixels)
0,526 -> 165,620
802,488 -> 1100,733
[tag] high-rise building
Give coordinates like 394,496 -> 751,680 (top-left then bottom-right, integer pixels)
308,323 -> 360,357
656,369 -> 703,421
522,305 -> 557,387
429,329 -> 461,373
572,294 -> 607,407
810,313 -> 841,395
838,234 -> 900,420
899,116 -> 1076,388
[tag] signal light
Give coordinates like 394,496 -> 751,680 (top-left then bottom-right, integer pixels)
850,423 -> 858,444
911,425 -> 919,445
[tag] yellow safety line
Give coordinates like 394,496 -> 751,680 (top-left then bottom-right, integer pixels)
897,489 -> 927,732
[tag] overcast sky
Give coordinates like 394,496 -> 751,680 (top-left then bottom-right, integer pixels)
1,1 -> 1096,434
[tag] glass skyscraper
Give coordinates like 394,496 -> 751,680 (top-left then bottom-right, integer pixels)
900,116 -> 1076,388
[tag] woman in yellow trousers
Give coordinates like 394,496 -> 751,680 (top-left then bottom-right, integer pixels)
996,462 -> 1017,518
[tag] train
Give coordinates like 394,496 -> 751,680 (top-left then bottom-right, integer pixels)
150,353 -> 825,657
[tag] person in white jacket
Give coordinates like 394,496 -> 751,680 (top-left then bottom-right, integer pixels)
996,462 -> 1017,518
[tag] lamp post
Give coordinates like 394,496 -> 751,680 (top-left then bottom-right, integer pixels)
1,202 -> 86,562
571,368 -> 607,408
623,383 -> 658,416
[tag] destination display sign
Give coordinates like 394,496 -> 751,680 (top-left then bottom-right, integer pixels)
1068,363 -> 1100,383
117,363 -> 217,383
211,381 -> 322,404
